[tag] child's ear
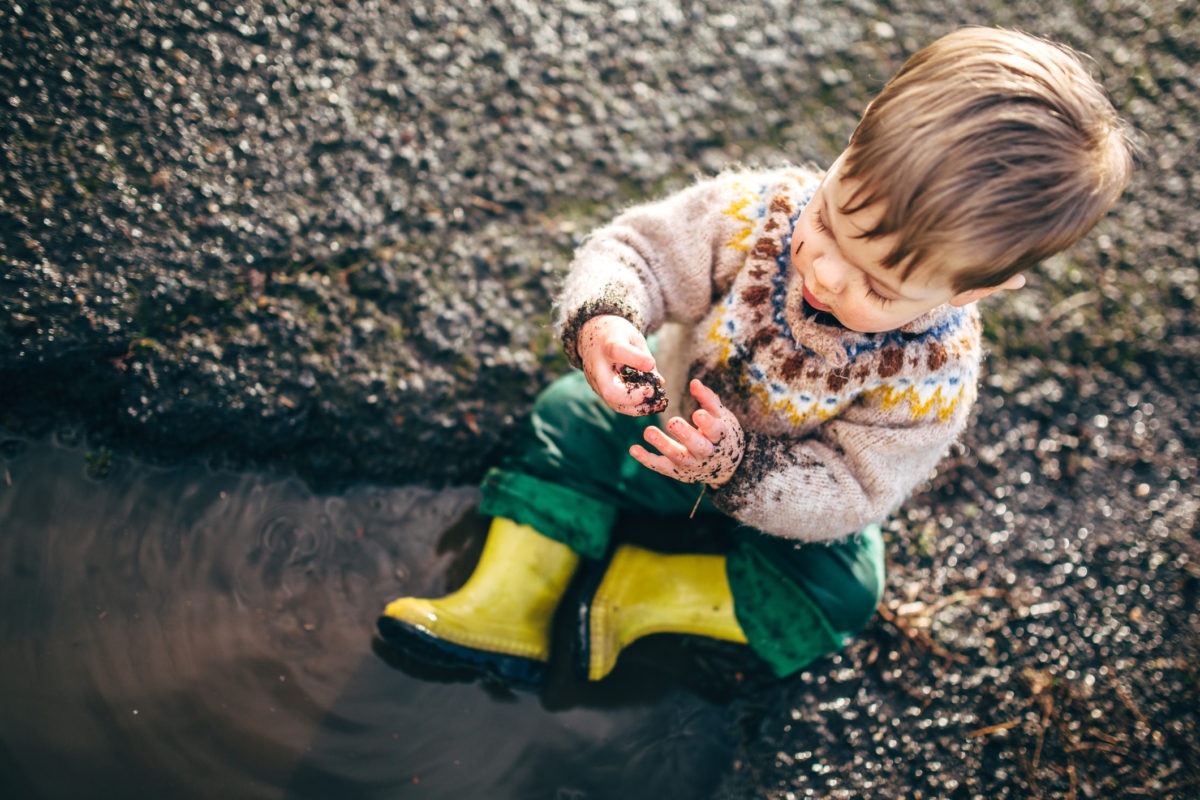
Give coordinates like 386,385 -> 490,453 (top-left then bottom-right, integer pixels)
949,273 -> 1026,307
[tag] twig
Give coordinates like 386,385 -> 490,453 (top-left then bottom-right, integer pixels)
1032,695 -> 1052,771
1064,741 -> 1129,755
876,603 -> 968,664
877,587 -> 1008,663
468,194 -> 508,214
967,718 -> 1022,738
1108,667 -> 1151,726
689,485 -> 707,518
924,586 -> 1009,615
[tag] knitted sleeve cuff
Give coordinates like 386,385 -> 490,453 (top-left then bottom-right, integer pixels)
707,429 -> 771,516
559,296 -> 644,369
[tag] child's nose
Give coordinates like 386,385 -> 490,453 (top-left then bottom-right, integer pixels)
812,255 -> 848,294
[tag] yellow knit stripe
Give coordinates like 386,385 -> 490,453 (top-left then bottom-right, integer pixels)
745,379 -> 838,426
866,382 -> 966,421
705,305 -> 737,365
750,378 -> 968,427
721,192 -> 755,252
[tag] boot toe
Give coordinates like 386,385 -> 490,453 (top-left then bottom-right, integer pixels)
381,596 -> 438,629
381,594 -> 434,623
379,596 -> 552,661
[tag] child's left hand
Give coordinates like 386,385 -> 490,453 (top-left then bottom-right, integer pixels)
630,379 -> 745,486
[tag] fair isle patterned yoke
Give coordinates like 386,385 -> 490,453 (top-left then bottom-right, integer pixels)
558,167 -> 983,542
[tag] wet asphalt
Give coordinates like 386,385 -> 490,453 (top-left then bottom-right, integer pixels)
2,1 -> 1197,798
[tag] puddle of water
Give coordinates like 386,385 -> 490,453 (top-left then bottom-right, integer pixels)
0,438 -> 734,800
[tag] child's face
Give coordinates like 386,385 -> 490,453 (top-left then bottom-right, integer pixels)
790,155 -> 999,333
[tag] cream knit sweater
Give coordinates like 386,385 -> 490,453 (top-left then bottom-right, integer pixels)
558,167 -> 982,543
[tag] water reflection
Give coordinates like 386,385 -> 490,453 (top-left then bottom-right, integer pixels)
0,439 -> 733,799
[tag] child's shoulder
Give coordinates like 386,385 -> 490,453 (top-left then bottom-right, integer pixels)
671,164 -> 823,222
618,165 -> 825,228
702,162 -> 824,194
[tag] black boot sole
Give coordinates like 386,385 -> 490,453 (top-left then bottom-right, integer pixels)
376,615 -> 548,689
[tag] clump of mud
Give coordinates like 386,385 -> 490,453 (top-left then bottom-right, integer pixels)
620,365 -> 669,415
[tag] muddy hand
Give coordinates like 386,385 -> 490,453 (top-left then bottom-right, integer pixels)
630,379 -> 744,486
577,315 -> 667,416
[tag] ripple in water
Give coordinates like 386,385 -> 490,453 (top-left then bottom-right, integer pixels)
0,439 -> 734,799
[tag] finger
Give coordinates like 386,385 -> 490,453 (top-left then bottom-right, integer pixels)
609,341 -> 656,373
643,425 -> 692,462
629,444 -> 679,478
666,416 -> 715,458
689,379 -> 726,415
585,365 -> 622,406
691,408 -> 726,443
585,356 -> 645,405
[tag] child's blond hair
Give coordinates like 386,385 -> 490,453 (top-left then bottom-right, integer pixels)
840,27 -> 1133,292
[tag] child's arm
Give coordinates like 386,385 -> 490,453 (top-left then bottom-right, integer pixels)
558,170 -> 790,371
707,384 -> 976,542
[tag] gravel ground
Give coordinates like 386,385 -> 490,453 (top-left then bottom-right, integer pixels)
2,0 -> 1197,798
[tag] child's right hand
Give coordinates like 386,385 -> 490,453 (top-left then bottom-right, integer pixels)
577,315 -> 667,416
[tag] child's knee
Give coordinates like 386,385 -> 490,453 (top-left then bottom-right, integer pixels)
830,566 -> 884,635
828,526 -> 887,634
775,526 -> 886,637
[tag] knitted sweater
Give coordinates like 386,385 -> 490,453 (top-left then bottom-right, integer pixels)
557,167 -> 982,543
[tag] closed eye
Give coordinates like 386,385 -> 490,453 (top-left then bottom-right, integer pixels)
813,207 -> 829,234
866,285 -> 894,307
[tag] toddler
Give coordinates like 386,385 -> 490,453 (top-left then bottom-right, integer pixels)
378,27 -> 1132,686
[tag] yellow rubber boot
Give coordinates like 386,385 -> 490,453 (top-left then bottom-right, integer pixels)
377,517 -> 579,686
584,544 -> 748,681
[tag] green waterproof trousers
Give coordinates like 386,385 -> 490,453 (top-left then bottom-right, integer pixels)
480,370 -> 885,677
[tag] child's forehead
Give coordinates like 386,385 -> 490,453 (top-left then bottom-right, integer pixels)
816,159 -> 886,246
814,163 -> 965,291
822,154 -> 878,213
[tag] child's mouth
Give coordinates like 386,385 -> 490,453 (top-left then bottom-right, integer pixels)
802,284 -> 833,313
